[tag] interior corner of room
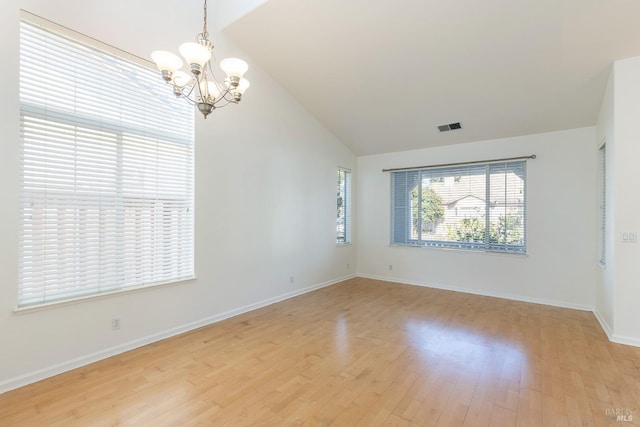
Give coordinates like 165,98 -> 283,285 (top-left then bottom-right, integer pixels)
1,0 -> 640,424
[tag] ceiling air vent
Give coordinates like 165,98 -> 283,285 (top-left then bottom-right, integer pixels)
438,122 -> 462,132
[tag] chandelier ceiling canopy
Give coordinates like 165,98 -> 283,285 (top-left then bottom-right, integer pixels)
151,0 -> 250,119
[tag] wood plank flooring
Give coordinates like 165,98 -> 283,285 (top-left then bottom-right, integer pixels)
1,277 -> 639,426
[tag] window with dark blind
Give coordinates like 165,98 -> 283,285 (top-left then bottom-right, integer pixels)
391,161 -> 526,253
19,18 -> 195,307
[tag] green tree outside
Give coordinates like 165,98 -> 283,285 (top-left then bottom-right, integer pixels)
411,185 -> 444,235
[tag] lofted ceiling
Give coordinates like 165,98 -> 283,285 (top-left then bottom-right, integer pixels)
20,0 -> 640,156
222,0 -> 640,155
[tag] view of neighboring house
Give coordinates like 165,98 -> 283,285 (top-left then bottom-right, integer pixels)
410,165 -> 525,245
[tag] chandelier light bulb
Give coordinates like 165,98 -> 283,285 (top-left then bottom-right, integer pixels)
179,42 -> 211,73
220,58 -> 249,85
151,51 -> 183,80
200,80 -> 220,101
231,78 -> 250,102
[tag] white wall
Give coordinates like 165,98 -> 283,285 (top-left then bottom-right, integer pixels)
594,57 -> 640,347
595,70 -> 615,335
214,0 -> 268,30
357,128 -> 598,309
609,57 -> 640,344
0,1 -> 356,392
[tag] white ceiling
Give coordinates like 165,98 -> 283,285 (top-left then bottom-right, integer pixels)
21,0 -> 640,156
222,0 -> 640,155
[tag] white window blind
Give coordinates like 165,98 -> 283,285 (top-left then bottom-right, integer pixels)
599,144 -> 606,265
19,20 -> 195,307
337,168 -> 351,244
391,161 -> 526,253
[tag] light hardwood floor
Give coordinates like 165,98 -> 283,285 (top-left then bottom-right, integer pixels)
1,278 -> 639,426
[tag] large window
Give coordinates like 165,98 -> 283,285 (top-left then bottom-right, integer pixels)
391,161 -> 526,253
337,168 -> 351,244
18,19 -> 195,307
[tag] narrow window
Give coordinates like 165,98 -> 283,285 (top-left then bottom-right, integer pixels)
599,144 -> 607,265
391,161 -> 526,254
19,19 -> 195,307
337,168 -> 351,244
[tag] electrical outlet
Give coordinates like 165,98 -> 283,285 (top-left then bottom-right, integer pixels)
347,263 -> 350,270
111,318 -> 121,330
389,264 -> 393,271
290,276 -> 294,284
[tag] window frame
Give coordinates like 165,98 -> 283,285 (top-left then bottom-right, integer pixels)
599,143 -> 607,266
337,167 -> 352,245
18,16 -> 195,309
390,161 -> 527,254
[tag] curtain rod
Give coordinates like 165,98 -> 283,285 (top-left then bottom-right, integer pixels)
382,154 -> 536,173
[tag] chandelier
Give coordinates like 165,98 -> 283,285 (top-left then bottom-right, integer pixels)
151,0 -> 250,119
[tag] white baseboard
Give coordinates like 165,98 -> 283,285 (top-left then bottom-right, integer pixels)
0,274 -> 354,395
4,273 -> 637,394
357,274 -> 640,348
592,309 -> 640,347
357,273 -> 594,312
592,308 -> 614,340
609,334 -> 640,347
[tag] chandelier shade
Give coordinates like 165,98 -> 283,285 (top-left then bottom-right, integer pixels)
151,0 -> 250,118
220,58 -> 249,79
151,51 -> 183,76
178,43 -> 211,70
172,71 -> 192,88
236,78 -> 251,94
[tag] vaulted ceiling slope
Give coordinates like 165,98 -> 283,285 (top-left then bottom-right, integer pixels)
222,0 -> 640,155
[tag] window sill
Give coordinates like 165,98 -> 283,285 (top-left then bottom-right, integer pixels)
389,243 -> 527,257
13,276 -> 197,314
336,242 -> 352,247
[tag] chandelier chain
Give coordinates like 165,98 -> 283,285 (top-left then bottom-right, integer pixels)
202,0 -> 208,37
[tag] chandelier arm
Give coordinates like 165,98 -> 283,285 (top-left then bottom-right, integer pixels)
211,100 -> 233,109
219,86 -> 233,98
205,57 -> 221,86
218,94 -> 236,104
180,95 -> 198,106
193,73 -> 206,101
215,88 -> 237,105
180,81 -> 198,102
179,82 -> 199,105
